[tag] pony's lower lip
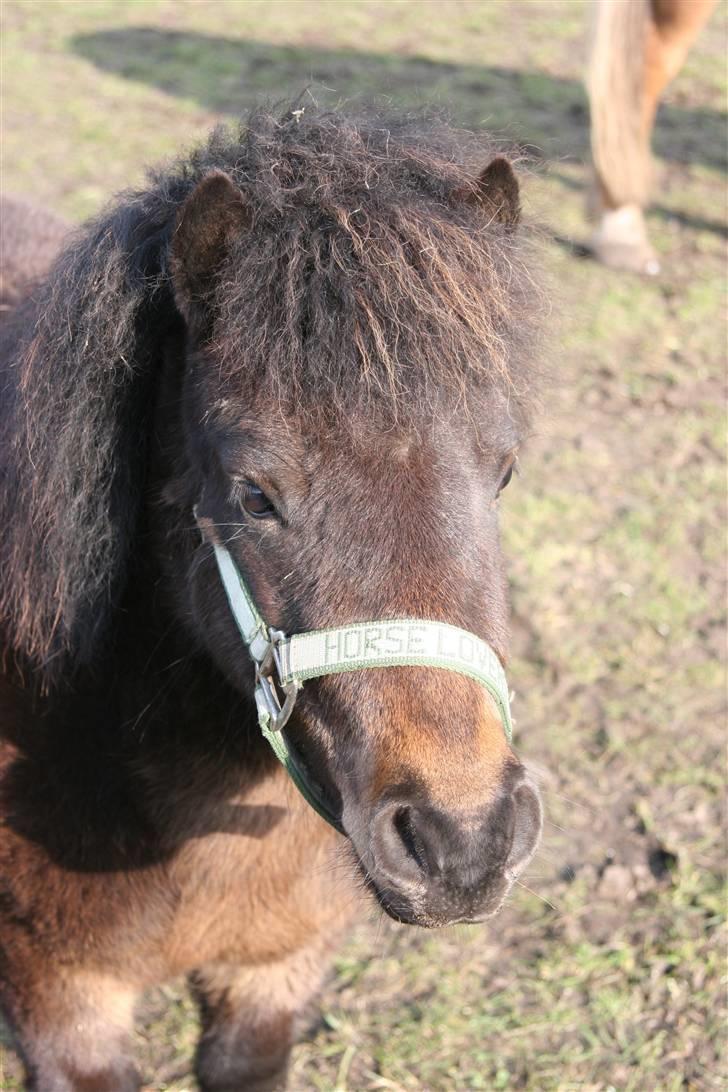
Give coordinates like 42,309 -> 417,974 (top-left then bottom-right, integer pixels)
360,872 -> 458,928
376,896 -> 486,929
375,895 -> 501,928
355,855 -> 513,927
373,890 -> 423,926
352,865 -> 419,923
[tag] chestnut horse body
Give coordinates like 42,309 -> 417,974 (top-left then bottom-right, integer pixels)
0,109 -> 542,1090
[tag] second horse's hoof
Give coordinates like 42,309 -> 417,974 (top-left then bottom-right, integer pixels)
588,204 -> 661,276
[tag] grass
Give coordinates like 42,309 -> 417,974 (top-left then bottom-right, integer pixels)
1,1 -> 726,1089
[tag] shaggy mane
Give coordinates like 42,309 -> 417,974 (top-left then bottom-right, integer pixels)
0,103 -> 541,685
203,109 -> 540,419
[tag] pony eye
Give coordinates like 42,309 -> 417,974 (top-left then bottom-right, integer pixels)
498,465 -> 513,493
497,458 -> 517,495
241,482 -> 276,518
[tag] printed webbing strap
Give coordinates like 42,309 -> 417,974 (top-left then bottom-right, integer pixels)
277,622 -> 512,740
210,537 -> 270,661
197,512 -> 514,833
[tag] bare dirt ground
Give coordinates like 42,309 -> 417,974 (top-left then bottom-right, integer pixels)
1,2 -> 725,1090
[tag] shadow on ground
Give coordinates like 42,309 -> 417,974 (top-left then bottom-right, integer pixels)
72,27 -> 727,172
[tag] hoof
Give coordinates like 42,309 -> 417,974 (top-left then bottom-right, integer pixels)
588,204 -> 661,276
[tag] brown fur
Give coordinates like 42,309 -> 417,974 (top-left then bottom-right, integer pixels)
0,107 -> 543,1088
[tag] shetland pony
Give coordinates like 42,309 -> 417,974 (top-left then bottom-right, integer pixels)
0,106 -> 542,1090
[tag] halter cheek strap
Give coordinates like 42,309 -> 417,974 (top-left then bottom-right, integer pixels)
195,512 -> 514,834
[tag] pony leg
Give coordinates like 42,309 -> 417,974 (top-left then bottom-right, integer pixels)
2,972 -> 140,1092
586,0 -> 717,274
191,943 -> 331,1092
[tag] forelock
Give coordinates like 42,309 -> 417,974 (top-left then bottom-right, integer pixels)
189,105 -> 543,429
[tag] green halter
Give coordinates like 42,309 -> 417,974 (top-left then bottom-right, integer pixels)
196,513 -> 513,834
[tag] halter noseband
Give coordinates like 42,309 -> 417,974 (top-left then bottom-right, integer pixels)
196,512 -> 514,834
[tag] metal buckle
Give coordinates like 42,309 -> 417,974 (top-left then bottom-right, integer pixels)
254,628 -> 299,732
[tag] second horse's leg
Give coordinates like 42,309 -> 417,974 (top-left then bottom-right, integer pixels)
587,0 -> 716,274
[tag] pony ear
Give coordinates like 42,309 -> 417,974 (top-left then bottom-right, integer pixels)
456,157 -> 521,228
170,170 -> 250,326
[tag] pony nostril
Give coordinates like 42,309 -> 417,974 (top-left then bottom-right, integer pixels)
393,806 -> 428,872
506,782 -> 543,875
371,802 -> 432,885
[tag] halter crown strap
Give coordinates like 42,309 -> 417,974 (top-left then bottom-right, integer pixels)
196,512 -> 514,834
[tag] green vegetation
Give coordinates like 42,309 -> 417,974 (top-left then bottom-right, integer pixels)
1,1 -> 725,1088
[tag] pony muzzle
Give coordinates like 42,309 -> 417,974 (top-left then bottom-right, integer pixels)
365,771 -> 543,926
